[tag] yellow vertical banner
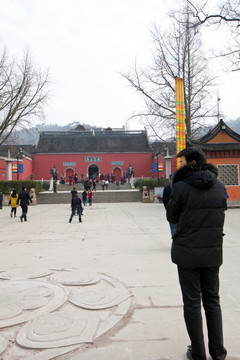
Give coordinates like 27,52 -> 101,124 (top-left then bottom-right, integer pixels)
175,77 -> 186,168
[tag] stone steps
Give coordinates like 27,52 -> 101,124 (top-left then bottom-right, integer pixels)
56,182 -> 132,191
37,190 -> 142,204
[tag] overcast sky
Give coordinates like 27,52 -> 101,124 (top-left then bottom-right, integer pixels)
0,0 -> 240,131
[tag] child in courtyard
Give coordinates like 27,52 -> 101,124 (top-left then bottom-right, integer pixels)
9,189 -> 18,217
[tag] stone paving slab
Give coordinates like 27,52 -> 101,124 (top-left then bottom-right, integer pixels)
0,203 -> 239,359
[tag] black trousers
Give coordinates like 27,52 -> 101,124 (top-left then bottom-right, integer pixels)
69,207 -> 81,221
177,266 -> 227,360
20,204 -> 28,220
11,207 -> 17,216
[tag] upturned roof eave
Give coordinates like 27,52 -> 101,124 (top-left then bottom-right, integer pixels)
193,119 -> 240,144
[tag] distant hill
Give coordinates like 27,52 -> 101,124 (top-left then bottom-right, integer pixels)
10,118 -> 240,145
226,118 -> 240,134
13,122 -> 102,145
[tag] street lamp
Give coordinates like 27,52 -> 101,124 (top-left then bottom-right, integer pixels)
17,148 -> 23,181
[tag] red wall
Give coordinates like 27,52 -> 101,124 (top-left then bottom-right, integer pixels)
0,158 -> 33,181
0,159 -> 7,181
32,153 -> 154,181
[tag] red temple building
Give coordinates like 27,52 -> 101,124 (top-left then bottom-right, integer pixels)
0,120 -> 240,204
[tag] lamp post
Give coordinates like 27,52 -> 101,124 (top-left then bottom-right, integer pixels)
17,148 -> 23,181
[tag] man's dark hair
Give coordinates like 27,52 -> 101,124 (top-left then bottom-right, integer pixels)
177,147 -> 206,165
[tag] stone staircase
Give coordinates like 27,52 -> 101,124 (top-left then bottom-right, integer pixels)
56,182 -> 131,191
37,183 -> 142,204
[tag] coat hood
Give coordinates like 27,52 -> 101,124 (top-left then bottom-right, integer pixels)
172,163 -> 218,190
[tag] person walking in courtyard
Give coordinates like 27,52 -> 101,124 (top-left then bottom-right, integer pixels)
69,194 -> 82,223
82,190 -> 88,206
166,147 -> 227,360
92,179 -> 96,191
88,189 -> 93,206
9,189 -> 18,217
0,190 -> 2,209
101,178 -> 105,191
71,187 -> 77,199
17,186 -> 32,222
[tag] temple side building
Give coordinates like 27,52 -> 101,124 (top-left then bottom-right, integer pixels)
191,119 -> 240,204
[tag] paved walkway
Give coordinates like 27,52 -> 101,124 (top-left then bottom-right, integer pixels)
0,203 -> 239,360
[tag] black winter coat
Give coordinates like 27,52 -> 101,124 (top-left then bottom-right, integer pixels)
17,190 -> 32,206
166,163 -> 226,268
71,196 -> 82,211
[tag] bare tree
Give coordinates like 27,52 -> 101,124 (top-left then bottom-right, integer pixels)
188,0 -> 240,71
122,3 -> 216,141
0,48 -> 50,145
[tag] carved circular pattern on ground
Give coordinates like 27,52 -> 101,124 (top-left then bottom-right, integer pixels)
49,269 -> 101,285
0,269 -> 132,360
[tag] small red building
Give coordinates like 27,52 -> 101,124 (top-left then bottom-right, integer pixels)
191,119 -> 240,205
0,146 -> 34,181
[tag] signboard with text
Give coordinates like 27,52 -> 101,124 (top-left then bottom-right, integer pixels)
18,164 -> 23,173
111,161 -> 124,166
63,162 -> 76,166
152,163 -> 164,172
85,157 -> 102,162
12,163 -> 17,173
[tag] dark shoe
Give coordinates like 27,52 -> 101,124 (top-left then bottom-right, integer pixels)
79,219 -> 82,222
69,218 -> 72,223
10,213 -> 13,217
186,346 -> 193,360
20,216 -> 23,222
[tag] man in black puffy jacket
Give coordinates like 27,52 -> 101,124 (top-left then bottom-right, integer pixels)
17,186 -> 32,222
69,194 -> 82,223
166,147 -> 227,360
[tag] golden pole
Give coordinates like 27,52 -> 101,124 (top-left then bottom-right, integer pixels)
175,76 -> 186,167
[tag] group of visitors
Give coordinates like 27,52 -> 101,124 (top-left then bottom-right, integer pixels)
69,187 -> 93,223
3,186 -> 33,222
57,171 -> 133,190
68,173 -> 79,186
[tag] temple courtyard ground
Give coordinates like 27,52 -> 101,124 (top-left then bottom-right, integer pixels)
0,202 -> 239,360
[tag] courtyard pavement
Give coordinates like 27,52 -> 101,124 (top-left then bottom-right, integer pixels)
0,202 -> 239,360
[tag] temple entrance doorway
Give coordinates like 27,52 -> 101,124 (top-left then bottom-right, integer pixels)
88,164 -> 99,179
113,167 -> 121,181
65,168 -> 74,183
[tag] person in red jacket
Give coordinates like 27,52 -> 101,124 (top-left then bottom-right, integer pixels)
87,190 -> 93,206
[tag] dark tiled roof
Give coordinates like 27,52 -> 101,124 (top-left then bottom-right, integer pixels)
150,141 -> 176,156
0,145 -> 35,158
34,130 -> 152,154
189,119 -> 240,151
192,119 -> 240,145
196,143 -> 240,151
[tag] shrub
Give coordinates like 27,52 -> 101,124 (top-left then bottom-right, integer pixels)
0,181 -> 44,195
42,181 -> 50,191
135,178 -> 169,192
